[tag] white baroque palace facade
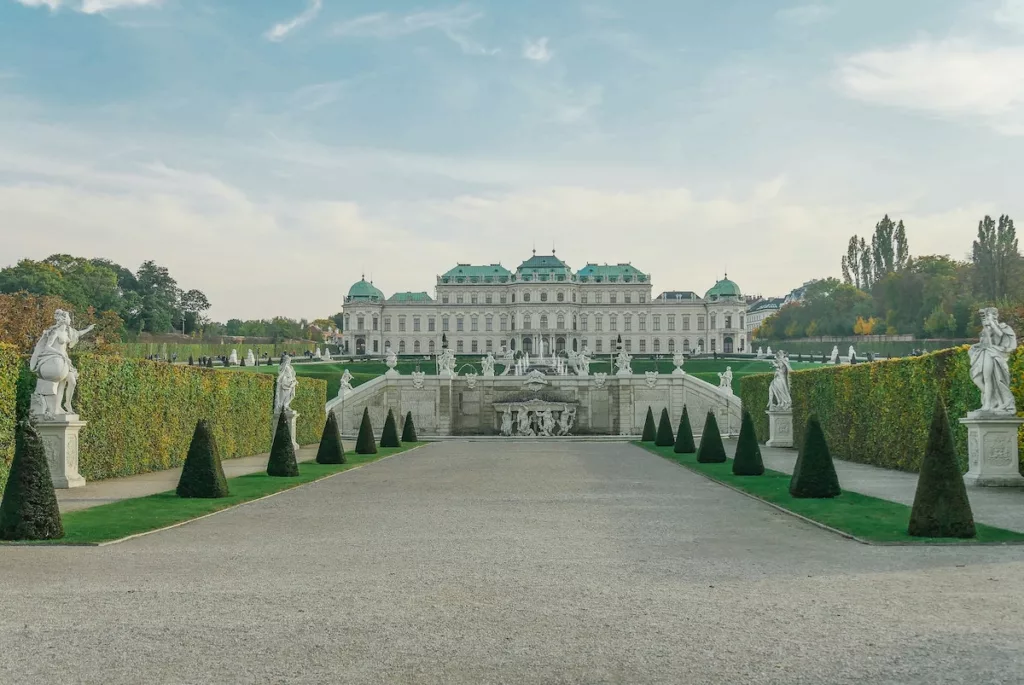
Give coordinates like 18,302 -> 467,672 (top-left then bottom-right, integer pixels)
341,253 -> 749,358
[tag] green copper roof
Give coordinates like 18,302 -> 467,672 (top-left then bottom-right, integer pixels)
516,254 -> 572,282
577,263 -> 647,283
440,264 -> 512,283
705,277 -> 742,300
388,291 -> 434,303
347,278 -> 385,302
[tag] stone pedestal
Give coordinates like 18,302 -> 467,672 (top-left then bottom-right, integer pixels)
273,408 -> 300,452
766,409 -> 794,448
36,414 -> 87,488
960,414 -> 1024,487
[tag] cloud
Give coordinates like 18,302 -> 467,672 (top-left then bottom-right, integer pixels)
775,3 -> 835,26
523,37 -> 552,63
835,38 -> 1024,134
264,0 -> 323,43
331,5 -> 498,55
13,0 -> 61,9
13,0 -> 162,13
994,0 -> 1024,32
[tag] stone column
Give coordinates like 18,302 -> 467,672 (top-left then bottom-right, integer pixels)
765,409 -> 794,449
959,415 -> 1024,487
36,414 -> 87,488
273,408 -> 300,452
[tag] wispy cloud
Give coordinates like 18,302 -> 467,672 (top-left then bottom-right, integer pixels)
994,0 -> 1024,32
835,38 -> 1024,135
775,3 -> 835,26
523,37 -> 552,63
264,0 -> 323,43
331,5 -> 498,55
15,0 -> 163,12
13,0 -> 61,9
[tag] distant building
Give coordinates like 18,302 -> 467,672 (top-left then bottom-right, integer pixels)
745,279 -> 821,335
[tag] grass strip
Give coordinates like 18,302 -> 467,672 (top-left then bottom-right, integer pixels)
7,444 -> 423,546
637,443 -> 1024,545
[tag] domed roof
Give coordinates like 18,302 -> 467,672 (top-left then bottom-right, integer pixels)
347,278 -> 385,302
705,276 -> 742,300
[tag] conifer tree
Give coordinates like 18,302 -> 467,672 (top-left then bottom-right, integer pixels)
696,410 -> 727,463
655,408 -> 675,446
401,411 -> 418,443
355,407 -> 377,455
267,411 -> 299,477
177,419 -> 230,497
789,415 -> 841,498
908,397 -> 976,538
0,420 -> 63,541
732,409 -> 765,476
641,407 -> 656,442
674,405 -> 696,453
316,411 -> 346,465
380,408 -> 401,448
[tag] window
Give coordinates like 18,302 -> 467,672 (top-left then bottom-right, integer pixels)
683,339 -> 690,353
486,294 -> 492,305
471,340 -> 479,353
595,315 -> 604,332
625,339 -> 632,352
486,339 -> 493,352
384,317 -> 391,332
595,293 -> 603,304
639,314 -> 646,332
556,314 -> 565,330
698,316 -> 705,331
372,316 -> 379,331
471,294 -> 478,305
398,316 -> 406,332
457,294 -> 464,304
572,292 -> 577,303
414,340 -> 420,354
581,315 -> 588,331
344,315 -> 350,330
428,340 -> 436,354
557,292 -> 564,302
667,315 -> 675,331
540,314 -> 549,329
471,315 -> 479,332
609,314 -> 617,331
373,340 -> 379,353
668,338 -> 675,353
624,293 -> 632,304
428,317 -> 436,332
725,315 -> 732,329
624,314 -> 632,332
485,315 -> 493,332
500,315 -> 508,332
398,340 -> 406,354
710,313 -> 717,330
524,292 -> 531,303
524,315 -> 532,329
740,338 -> 745,352
596,339 -> 603,353
442,316 -> 450,332
653,338 -> 661,353
610,293 -> 617,304
413,317 -> 421,332
540,291 -> 548,302
457,316 -> 464,332
581,293 -> 588,304
500,294 -> 507,304
653,315 -> 661,332
639,339 -> 646,353
457,340 -> 464,353
442,295 -> 449,304
711,339 -> 717,352
384,339 -> 391,351
640,294 -> 646,304
739,315 -> 745,329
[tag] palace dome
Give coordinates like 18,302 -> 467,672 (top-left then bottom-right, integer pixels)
705,277 -> 742,300
347,278 -> 385,302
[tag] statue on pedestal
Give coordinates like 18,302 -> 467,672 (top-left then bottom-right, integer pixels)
228,349 -> 239,366
847,345 -> 856,363
718,366 -> 733,394
672,352 -> 686,375
767,351 -> 793,411
29,309 -> 95,418
615,350 -> 633,376
969,307 -> 1017,415
500,347 -> 515,376
481,352 -> 496,377
274,354 -> 297,413
246,349 -> 256,367
830,345 -> 840,364
339,369 -> 354,395
437,347 -> 456,376
500,408 -> 514,436
385,345 -> 399,375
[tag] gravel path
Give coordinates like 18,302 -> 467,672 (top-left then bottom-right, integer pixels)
2,441 -> 1023,684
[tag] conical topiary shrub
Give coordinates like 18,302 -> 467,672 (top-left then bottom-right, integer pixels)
789,415 -> 841,498
316,411 -> 346,465
641,407 -> 656,442
355,407 -> 377,455
401,411 -> 418,443
674,405 -> 696,454
908,397 -> 976,538
732,409 -> 765,476
380,408 -> 401,448
0,420 -> 63,541
655,408 -> 675,447
267,411 -> 299,477
697,410 -> 727,463
177,419 -> 230,498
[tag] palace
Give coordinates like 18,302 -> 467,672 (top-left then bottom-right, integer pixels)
341,253 -> 749,358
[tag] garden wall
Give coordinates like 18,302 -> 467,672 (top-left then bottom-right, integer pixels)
739,346 -> 1024,474
111,341 -> 317,360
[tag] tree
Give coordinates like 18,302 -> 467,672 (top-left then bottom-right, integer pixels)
355,408 -> 377,454
179,289 -> 212,335
908,397 -> 975,538
135,260 -> 179,333
655,408 -> 674,447
972,214 -> 1019,302
380,408 -> 401,448
674,406 -> 696,454
732,410 -> 764,476
789,415 -> 841,498
316,411 -> 346,465
176,419 -> 229,498
641,407 -> 656,442
0,420 -> 64,540
267,412 -> 299,477
841,216 -> 909,292
401,411 -> 418,442
696,410 -> 727,463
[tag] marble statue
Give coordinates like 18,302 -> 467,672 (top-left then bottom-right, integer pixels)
500,348 -> 515,376
969,307 -> 1017,415
274,354 -> 297,413
757,347 -> 765,359
766,346 -> 772,357
228,349 -> 239,366
481,352 -> 496,377
439,347 -> 457,376
557,407 -> 576,436
385,345 -> 399,375
500,408 -> 514,436
615,350 -> 633,376
315,346 -> 322,360
718,366 -> 733,394
830,345 -> 840,364
339,369 -> 354,395
672,352 -> 686,375
246,349 -> 256,367
29,309 -> 95,418
767,351 -> 793,411
848,345 -> 856,363
538,410 -> 556,436
517,412 -> 534,436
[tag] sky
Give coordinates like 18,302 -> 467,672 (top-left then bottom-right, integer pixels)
2,0 -> 1024,322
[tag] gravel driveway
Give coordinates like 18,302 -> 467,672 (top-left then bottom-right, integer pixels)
2,441 -> 1023,684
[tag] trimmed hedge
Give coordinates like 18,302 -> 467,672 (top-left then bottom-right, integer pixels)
176,419 -> 230,498
0,420 -> 64,541
0,343 -> 20,493
739,346 -> 1024,475
401,411 -> 418,443
111,341 -> 316,360
908,398 -> 975,538
641,407 -> 656,442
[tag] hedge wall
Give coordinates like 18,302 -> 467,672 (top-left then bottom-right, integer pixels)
739,346 -> 1024,475
110,341 -> 317,360
0,343 -> 20,491
55,355 -> 327,485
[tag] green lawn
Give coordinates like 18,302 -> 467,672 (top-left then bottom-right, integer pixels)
637,443 -> 1024,544
10,444 -> 423,546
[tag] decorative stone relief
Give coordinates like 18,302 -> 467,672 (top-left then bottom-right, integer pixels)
593,372 -> 607,389
465,372 -> 478,389
411,371 -> 425,389
644,371 -> 658,388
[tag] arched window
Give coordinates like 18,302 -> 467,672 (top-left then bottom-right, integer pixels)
697,339 -> 704,352
653,338 -> 661,353
556,292 -> 564,302
385,340 -> 391,352
524,292 -> 532,303
413,340 -> 420,353
540,291 -> 548,302
683,339 -> 690,352
398,340 -> 406,354
540,314 -> 549,329
428,340 -> 436,354
524,315 -> 532,329
668,338 -> 675,353
572,315 -> 577,330
556,314 -> 565,330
